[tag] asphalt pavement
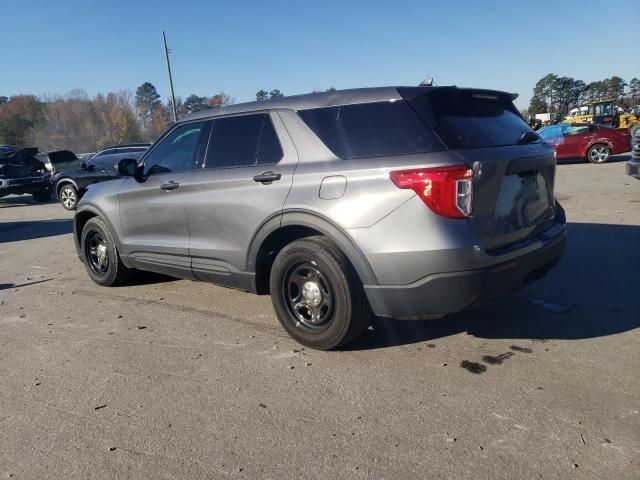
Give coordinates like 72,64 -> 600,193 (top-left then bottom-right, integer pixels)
1,154 -> 638,479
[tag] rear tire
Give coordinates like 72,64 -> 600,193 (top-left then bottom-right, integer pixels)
269,236 -> 371,350
32,190 -> 51,202
81,217 -> 132,286
587,144 -> 610,164
58,184 -> 78,210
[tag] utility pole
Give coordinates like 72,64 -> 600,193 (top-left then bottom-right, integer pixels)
163,31 -> 178,123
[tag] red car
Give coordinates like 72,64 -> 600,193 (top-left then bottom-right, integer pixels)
538,123 -> 631,163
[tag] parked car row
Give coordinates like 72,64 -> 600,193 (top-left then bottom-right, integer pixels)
53,143 -> 150,209
0,144 -> 150,207
537,123 -> 631,163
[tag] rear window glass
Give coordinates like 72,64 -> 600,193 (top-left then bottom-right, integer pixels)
298,101 -> 445,159
403,89 -> 535,149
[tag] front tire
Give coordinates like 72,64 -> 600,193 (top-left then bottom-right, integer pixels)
81,217 -> 132,286
587,144 -> 610,164
269,236 -> 371,350
58,184 -> 78,210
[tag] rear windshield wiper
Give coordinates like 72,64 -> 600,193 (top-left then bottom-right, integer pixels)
517,131 -> 540,145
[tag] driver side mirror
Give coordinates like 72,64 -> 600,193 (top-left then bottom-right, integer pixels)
118,158 -> 139,177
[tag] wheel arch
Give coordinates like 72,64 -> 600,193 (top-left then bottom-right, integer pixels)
55,177 -> 79,197
73,204 -> 123,259
247,210 -> 377,295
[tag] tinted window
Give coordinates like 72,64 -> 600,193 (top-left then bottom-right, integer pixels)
49,150 -> 78,163
404,89 -> 534,149
204,114 -> 267,169
299,101 -> 444,159
257,117 -> 283,165
144,121 -> 207,175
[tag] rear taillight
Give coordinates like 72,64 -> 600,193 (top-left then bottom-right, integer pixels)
390,166 -> 473,218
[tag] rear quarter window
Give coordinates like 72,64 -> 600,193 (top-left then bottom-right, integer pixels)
298,101 -> 445,159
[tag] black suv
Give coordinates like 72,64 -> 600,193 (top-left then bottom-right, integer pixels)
0,148 -> 52,202
53,144 -> 150,209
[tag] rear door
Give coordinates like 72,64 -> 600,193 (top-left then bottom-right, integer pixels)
401,87 -> 558,251
118,120 -> 210,278
186,111 -> 297,288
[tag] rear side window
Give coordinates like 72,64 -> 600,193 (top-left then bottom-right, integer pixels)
298,101 -> 445,159
203,114 -> 283,169
257,117 -> 283,165
404,89 -> 534,149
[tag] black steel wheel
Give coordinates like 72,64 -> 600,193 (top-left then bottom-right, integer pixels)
81,217 -> 132,286
85,230 -> 110,278
270,236 -> 371,350
283,262 -> 335,332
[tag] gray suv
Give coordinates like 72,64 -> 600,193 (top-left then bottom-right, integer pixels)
74,86 -> 566,349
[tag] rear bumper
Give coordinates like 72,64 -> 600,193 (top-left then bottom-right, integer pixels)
626,158 -> 640,179
364,222 -> 566,319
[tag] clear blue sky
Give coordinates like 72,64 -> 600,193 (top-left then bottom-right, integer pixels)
2,0 -> 639,110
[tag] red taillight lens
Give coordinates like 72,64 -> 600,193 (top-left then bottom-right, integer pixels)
390,166 -> 473,218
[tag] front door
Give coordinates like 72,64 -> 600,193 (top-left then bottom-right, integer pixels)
118,120 -> 210,278
556,124 -> 592,159
187,111 -> 298,289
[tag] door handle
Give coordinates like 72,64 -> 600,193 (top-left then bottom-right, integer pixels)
160,180 -> 180,191
253,171 -> 281,184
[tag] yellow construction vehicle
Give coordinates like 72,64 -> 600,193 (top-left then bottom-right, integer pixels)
563,99 -> 639,132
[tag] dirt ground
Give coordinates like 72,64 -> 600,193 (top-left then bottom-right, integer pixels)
1,154 -> 638,479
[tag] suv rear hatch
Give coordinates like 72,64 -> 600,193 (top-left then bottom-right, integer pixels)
400,87 -> 558,252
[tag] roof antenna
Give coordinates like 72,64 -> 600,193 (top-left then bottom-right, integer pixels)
419,77 -> 434,87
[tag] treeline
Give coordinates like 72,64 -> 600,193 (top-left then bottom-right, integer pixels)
0,82 -> 296,153
528,74 -> 640,115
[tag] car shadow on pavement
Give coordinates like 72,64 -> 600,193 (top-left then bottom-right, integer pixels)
0,219 -> 73,243
0,278 -> 53,291
123,271 -> 178,286
0,196 -> 56,208
346,222 -> 640,350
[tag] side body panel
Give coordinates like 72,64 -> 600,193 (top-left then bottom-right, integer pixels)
117,173 -> 195,278
186,112 -> 298,289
